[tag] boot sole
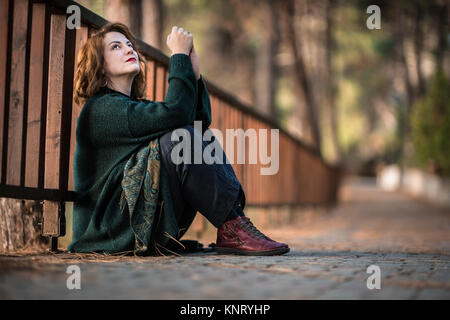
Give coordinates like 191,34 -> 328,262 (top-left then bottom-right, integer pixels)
215,246 -> 290,256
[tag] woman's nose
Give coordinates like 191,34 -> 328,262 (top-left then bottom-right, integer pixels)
125,46 -> 133,55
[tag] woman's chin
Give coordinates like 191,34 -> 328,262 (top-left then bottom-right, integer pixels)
124,67 -> 140,77
109,67 -> 140,79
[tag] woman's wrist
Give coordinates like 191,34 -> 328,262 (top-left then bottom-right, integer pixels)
171,51 -> 190,56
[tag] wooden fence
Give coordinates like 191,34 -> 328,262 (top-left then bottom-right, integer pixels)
0,0 -> 341,246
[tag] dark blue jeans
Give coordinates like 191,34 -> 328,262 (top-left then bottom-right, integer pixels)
159,124 -> 246,230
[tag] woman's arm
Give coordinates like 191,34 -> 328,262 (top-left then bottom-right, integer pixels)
189,46 -> 212,128
189,45 -> 201,81
195,75 -> 212,129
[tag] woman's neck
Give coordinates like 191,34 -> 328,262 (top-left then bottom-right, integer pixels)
107,75 -> 134,97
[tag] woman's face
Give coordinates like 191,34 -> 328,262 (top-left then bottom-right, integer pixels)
103,31 -> 140,82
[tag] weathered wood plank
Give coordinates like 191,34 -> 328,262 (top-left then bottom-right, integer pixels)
44,14 -> 66,190
68,25 -> 88,191
163,68 -> 168,96
42,200 -> 59,236
0,197 -> 47,252
25,3 -> 45,188
145,59 -> 155,100
155,64 -> 165,101
0,0 -> 10,183
6,0 -> 28,186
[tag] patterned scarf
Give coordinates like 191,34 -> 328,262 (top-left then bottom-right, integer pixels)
120,138 -> 161,254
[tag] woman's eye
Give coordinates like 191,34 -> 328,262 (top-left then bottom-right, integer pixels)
112,44 -> 120,49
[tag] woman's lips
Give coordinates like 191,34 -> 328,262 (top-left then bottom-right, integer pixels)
126,58 -> 136,62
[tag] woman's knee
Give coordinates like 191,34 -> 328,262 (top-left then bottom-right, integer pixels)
159,124 -> 203,160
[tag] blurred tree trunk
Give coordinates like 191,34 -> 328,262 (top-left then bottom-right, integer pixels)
104,0 -> 131,29
128,0 -> 142,39
396,8 -> 414,114
254,0 -> 280,119
226,0 -> 266,108
141,0 -> 164,49
413,5 -> 425,97
105,0 -> 141,38
395,5 -> 415,188
325,0 -> 341,161
435,0 -> 448,72
105,0 -> 164,49
292,80 -> 314,143
280,0 -> 322,154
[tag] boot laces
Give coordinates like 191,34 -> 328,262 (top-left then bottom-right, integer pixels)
239,218 -> 267,240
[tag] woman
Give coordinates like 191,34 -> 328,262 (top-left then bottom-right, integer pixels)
69,22 -> 289,256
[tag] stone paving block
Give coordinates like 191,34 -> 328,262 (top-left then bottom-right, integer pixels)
429,269 -> 450,285
364,286 -> 417,300
317,281 -> 370,299
416,289 -> 450,300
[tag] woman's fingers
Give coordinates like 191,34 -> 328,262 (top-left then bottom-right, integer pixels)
167,26 -> 194,55
169,26 -> 192,36
171,26 -> 185,34
174,26 -> 191,35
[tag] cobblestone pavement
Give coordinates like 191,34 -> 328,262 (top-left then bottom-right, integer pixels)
1,176 -> 449,299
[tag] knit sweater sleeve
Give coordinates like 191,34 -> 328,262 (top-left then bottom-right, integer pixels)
195,75 -> 212,129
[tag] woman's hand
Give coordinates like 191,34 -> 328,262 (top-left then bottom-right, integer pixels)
189,45 -> 200,80
167,26 -> 193,56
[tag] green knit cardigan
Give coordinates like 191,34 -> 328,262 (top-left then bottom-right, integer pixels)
68,54 -> 212,255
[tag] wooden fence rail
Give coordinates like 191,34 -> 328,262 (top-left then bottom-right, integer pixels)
0,0 -> 341,245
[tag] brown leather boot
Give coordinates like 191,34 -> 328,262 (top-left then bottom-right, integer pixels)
216,216 -> 290,256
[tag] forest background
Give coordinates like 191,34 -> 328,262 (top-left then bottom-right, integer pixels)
78,0 -> 450,177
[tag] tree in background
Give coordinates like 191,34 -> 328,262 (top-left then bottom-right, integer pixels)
325,0 -> 342,162
387,0 -> 449,179
411,71 -> 450,176
103,0 -> 165,49
230,0 -> 281,120
279,0 -> 323,155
